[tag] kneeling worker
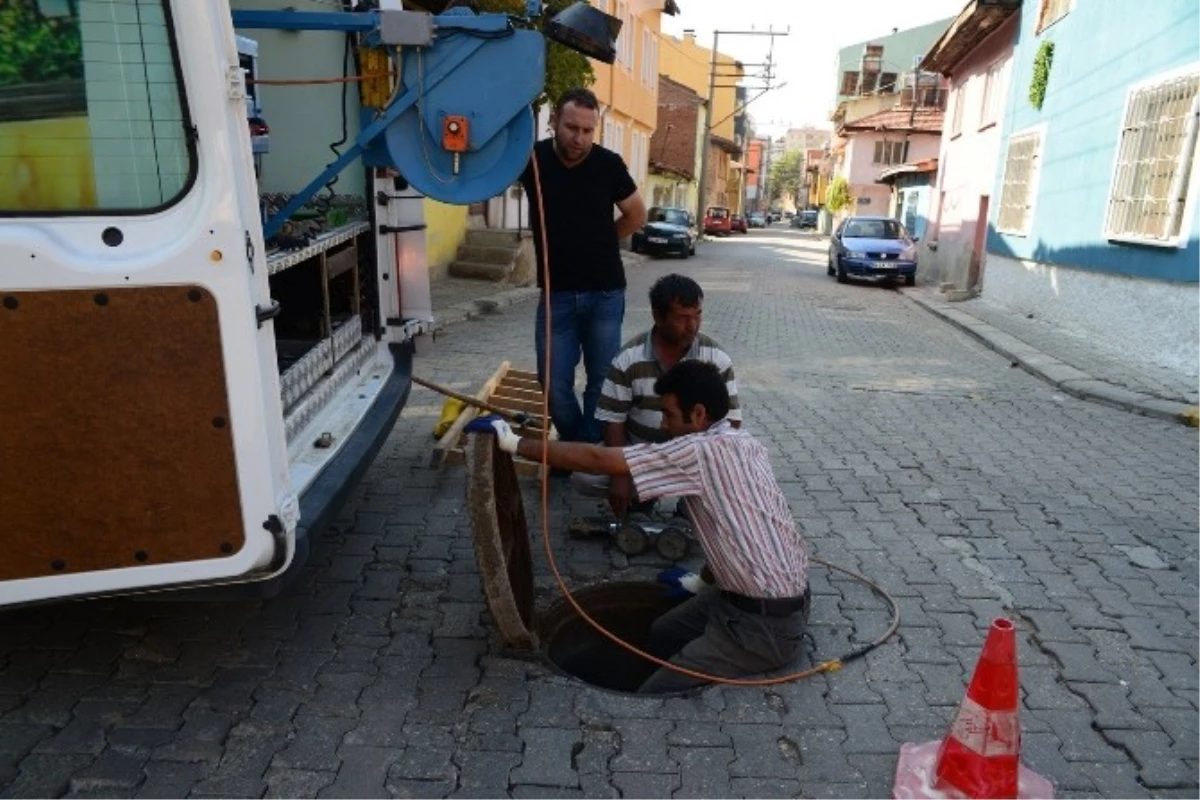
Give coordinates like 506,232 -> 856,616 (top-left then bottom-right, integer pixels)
475,360 -> 810,694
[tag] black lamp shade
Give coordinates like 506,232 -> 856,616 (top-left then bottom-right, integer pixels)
545,2 -> 622,64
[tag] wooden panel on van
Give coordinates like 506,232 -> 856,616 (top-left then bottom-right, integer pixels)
0,286 -> 244,581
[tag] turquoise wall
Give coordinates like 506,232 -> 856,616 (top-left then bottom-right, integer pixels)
987,0 -> 1200,283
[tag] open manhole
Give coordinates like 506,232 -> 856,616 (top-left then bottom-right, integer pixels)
465,434 -> 684,693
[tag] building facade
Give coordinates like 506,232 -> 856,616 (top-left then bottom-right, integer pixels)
986,0 -> 1199,375
835,107 -> 944,218
658,30 -> 744,217
833,19 -> 954,111
647,75 -> 701,210
918,0 -> 1021,291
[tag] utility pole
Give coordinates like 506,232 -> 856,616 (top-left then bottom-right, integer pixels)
695,28 -> 788,232
901,55 -> 921,163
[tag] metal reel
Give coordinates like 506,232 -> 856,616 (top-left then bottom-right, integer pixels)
615,523 -> 649,556
655,526 -> 691,561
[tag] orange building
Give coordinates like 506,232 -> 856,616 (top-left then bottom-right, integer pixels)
588,0 -> 680,194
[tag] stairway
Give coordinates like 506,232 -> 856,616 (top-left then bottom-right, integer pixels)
448,229 -> 523,282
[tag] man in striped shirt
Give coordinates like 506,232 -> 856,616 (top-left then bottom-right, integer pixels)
479,360 -> 810,694
580,274 -> 740,518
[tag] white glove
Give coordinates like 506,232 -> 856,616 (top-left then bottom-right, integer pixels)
490,419 -> 521,454
679,572 -> 708,594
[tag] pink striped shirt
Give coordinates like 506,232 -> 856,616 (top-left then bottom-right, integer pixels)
624,420 -> 809,599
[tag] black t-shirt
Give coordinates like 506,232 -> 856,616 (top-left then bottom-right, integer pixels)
519,139 -> 637,292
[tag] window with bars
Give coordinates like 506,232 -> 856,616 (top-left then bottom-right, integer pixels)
1036,0 -> 1071,33
997,130 -> 1042,234
860,71 -> 879,95
1104,72 -> 1200,245
840,71 -> 860,96
873,140 -> 904,165
880,72 -> 898,93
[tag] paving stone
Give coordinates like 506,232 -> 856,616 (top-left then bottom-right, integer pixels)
318,745 -> 403,798
0,754 -> 94,799
1035,709 -> 1128,763
386,744 -> 455,783
1074,762 -> 1150,799
272,717 -> 357,771
729,777 -> 803,798
1040,640 -> 1121,683
1102,729 -> 1196,788
1069,682 -> 1159,731
507,785 -> 583,799
724,724 -> 804,779
669,746 -> 734,798
510,727 -> 580,788
518,683 -> 579,728
66,751 -> 147,793
31,719 -> 108,756
264,768 -> 337,799
447,750 -> 521,799
611,771 -> 680,797
386,776 -> 457,798
608,718 -> 675,773
831,703 -> 902,754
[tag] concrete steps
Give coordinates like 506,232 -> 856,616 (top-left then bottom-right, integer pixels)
449,229 -> 522,282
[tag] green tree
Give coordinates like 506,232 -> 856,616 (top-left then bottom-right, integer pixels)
473,0 -> 594,112
0,0 -> 83,88
825,175 -> 855,215
767,150 -> 804,207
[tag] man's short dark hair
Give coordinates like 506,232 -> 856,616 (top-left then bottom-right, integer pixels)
649,273 -> 703,315
555,87 -> 599,115
655,360 -> 729,422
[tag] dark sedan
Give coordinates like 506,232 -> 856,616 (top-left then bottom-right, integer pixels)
631,206 -> 696,258
827,216 -> 917,286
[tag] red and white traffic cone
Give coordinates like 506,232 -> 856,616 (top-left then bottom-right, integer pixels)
893,617 -> 1054,799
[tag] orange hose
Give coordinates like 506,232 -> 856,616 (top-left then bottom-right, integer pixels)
527,147 -> 880,687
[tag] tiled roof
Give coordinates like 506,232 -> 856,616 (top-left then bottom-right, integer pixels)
839,107 -> 945,135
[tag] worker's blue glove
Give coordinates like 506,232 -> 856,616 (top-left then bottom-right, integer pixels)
465,415 -> 519,453
657,567 -> 707,598
465,414 -> 503,433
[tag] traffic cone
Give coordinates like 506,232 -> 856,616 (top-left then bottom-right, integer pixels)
893,617 -> 1054,799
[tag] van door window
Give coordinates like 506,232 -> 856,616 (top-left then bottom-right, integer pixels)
0,0 -> 195,214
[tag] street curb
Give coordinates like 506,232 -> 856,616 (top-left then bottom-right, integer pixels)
431,286 -> 539,332
905,291 -> 1200,428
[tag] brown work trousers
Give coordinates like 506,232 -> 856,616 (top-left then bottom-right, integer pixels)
638,586 -> 811,694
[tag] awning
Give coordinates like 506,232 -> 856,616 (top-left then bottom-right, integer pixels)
876,158 -> 939,184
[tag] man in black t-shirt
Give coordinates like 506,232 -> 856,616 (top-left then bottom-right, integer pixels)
519,87 -> 647,445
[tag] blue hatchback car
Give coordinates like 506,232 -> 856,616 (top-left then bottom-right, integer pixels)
828,216 -> 917,286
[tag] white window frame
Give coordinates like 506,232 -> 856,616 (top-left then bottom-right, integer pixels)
603,117 -> 615,151
1102,64 -> 1200,248
641,30 -> 658,88
614,2 -> 629,68
1035,0 -> 1073,34
996,125 -> 1045,236
613,121 -> 625,158
950,84 -> 966,138
979,60 -> 1004,130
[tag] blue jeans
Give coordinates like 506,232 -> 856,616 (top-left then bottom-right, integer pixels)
535,290 -> 625,443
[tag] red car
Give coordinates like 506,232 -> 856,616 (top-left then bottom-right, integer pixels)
730,214 -> 748,234
703,206 -> 732,236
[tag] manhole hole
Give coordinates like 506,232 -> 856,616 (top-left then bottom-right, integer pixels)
540,581 -> 685,693
464,434 -> 686,694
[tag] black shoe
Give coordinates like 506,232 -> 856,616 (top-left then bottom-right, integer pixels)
550,467 -> 572,479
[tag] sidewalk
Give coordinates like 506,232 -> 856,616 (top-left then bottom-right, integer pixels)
905,287 -> 1199,427
428,251 -> 649,330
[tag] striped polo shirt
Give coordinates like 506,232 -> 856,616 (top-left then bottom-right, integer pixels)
624,421 -> 809,599
595,330 -> 740,444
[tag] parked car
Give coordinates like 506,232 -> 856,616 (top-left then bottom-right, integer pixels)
827,216 -> 917,286
793,209 -> 819,230
747,212 -> 766,228
730,214 -> 748,234
631,206 -> 697,258
703,206 -> 732,236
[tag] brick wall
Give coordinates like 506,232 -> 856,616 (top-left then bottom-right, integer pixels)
649,76 -> 700,180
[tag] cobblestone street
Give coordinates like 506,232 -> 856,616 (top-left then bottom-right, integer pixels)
1,228 -> 1196,799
